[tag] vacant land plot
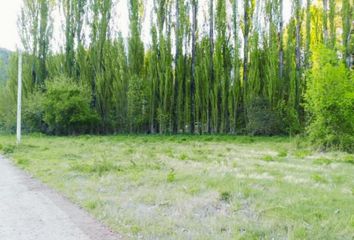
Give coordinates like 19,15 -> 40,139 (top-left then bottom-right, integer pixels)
0,135 -> 353,239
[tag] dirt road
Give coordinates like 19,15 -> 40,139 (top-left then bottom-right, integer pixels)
0,155 -> 122,240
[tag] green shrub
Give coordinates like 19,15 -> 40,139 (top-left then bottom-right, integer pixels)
246,97 -> 284,136
23,91 -> 46,132
2,144 -> 15,154
127,75 -> 149,133
43,76 -> 99,135
305,46 -> 354,152
0,87 -> 16,132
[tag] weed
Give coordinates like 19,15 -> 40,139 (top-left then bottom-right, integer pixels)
167,169 -> 176,183
130,225 -> 141,234
277,150 -> 288,158
179,153 -> 189,161
313,157 -> 332,165
342,155 -> 354,165
16,158 -> 29,166
2,144 -> 15,154
294,149 -> 311,159
311,173 -> 327,183
177,137 -> 187,143
262,155 -> 274,162
220,191 -> 232,202
70,160 -> 121,176
85,200 -> 98,210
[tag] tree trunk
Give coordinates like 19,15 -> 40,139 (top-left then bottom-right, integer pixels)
190,0 -> 197,134
341,0 -> 352,68
232,0 -> 239,133
279,0 -> 284,80
305,0 -> 311,69
208,0 -> 214,134
295,0 -> 302,112
172,0 -> 180,134
322,0 -> 328,44
243,0 -> 250,107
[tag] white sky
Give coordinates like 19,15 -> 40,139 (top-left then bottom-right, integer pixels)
0,0 -> 22,50
0,0 -> 293,51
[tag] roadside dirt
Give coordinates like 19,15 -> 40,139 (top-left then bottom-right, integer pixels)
0,155 -> 123,240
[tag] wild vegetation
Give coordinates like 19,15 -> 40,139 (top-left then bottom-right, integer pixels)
0,135 -> 353,239
0,0 -> 353,152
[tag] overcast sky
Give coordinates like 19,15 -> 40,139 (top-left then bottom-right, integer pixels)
0,0 -> 293,51
0,0 -> 22,50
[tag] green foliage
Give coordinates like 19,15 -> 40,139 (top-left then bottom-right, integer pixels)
0,0 -> 351,144
0,86 -> 16,132
23,91 -> 45,132
42,76 -> 99,135
246,97 -> 283,135
2,144 -> 16,154
305,46 -> 354,152
127,75 -> 148,133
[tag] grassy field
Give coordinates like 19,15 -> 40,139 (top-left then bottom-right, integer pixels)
0,134 -> 353,239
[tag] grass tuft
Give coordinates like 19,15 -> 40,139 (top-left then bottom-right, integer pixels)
179,153 -> 189,161
2,144 -> 16,154
220,191 -> 232,202
277,149 -> 288,158
313,157 -> 332,165
70,159 -> 121,176
262,155 -> 274,162
342,155 -> 354,165
311,173 -> 328,183
167,169 -> 176,183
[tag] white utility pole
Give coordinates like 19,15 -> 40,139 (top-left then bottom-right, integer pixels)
16,50 -> 22,145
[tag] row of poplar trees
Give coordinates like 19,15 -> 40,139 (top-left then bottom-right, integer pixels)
13,0 -> 353,134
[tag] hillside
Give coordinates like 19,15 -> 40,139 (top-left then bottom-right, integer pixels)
0,48 -> 12,86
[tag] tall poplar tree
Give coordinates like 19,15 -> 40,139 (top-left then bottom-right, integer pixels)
305,0 -> 311,69
232,0 -> 241,132
322,0 -> 329,44
294,0 -> 302,113
128,0 -> 146,132
208,0 -> 214,133
190,0 -> 198,133
19,0 -> 53,88
342,0 -> 352,68
328,0 -> 336,48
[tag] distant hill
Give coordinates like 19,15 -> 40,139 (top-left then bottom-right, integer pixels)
0,48 -> 12,86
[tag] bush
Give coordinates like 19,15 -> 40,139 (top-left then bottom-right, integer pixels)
0,86 -> 17,132
246,97 -> 284,135
43,76 -> 99,135
305,46 -> 354,152
23,91 -> 46,133
127,75 -> 148,133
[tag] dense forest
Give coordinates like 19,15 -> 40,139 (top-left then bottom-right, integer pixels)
0,0 -> 353,151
